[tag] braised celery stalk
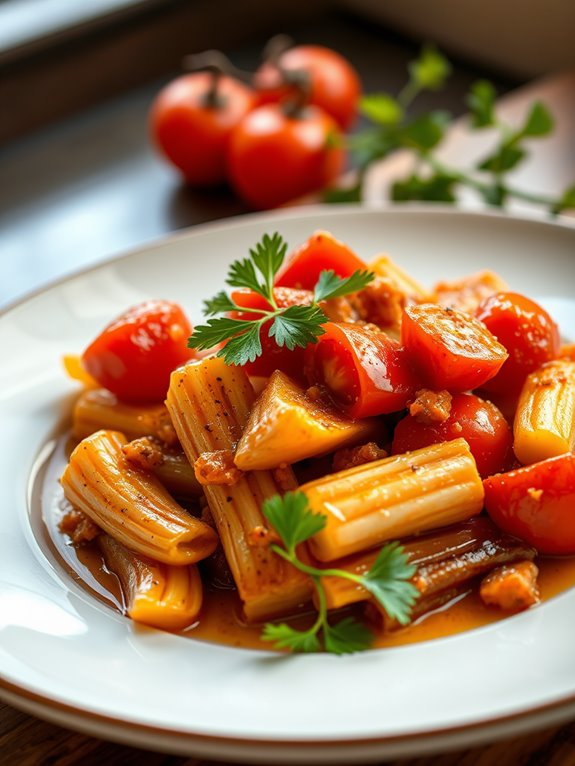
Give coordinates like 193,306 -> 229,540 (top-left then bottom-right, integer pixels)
166,358 -> 313,622
514,359 -> 575,465
301,438 -> 484,562
99,534 -> 203,631
234,370 -> 381,471
61,430 -> 217,565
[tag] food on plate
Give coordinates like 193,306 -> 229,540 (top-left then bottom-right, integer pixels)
52,229 -> 574,653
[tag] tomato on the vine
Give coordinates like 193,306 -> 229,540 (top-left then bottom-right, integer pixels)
82,300 -> 194,403
150,72 -> 255,186
227,103 -> 344,210
254,44 -> 361,130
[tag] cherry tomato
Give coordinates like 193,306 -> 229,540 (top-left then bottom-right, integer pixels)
150,73 -> 255,186
304,322 -> 420,419
230,287 -> 314,381
392,393 -> 513,478
82,301 -> 194,403
254,44 -> 361,130
227,103 -> 344,210
275,230 -> 366,290
401,304 -> 508,392
484,453 -> 575,554
476,292 -> 561,398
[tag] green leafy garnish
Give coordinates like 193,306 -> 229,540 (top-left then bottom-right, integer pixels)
260,491 -> 419,655
327,46 -> 574,215
188,232 -> 374,366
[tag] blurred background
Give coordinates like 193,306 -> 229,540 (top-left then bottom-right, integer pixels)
1,0 -> 574,307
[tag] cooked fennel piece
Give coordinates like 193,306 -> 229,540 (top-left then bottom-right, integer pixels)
514,359 -> 575,465
61,430 -> 217,565
122,437 -> 203,497
99,534 -> 203,630
234,370 -> 381,471
166,358 -> 312,622
73,388 -> 177,444
301,438 -> 484,562
321,517 -> 536,623
368,254 -> 433,304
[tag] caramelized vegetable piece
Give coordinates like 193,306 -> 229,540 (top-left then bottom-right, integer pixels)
322,516 -> 535,616
99,535 -> 203,631
73,388 -> 177,445
63,354 -> 98,388
401,304 -> 508,392
166,358 -> 312,621
234,370 -> 381,471
61,430 -> 218,565
122,437 -> 203,497
480,561 -> 540,612
513,359 -> 575,465
302,438 -> 484,562
275,230 -> 366,290
368,254 -> 433,304
434,271 -> 508,314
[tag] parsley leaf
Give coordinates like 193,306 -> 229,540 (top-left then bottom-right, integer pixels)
358,543 -> 419,626
260,491 -> 418,654
188,232 -> 374,367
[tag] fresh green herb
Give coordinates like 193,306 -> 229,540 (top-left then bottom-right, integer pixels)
261,491 -> 418,655
327,47 -> 575,215
188,232 -> 374,366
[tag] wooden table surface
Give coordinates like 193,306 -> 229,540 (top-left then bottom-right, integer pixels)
1,11 -> 575,766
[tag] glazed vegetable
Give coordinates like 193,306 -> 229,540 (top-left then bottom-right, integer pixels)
368,254 -> 433,305
304,321 -> 419,419
484,453 -> 575,554
301,438 -> 484,562
392,392 -> 513,478
476,292 -> 560,398
401,303 -> 508,391
433,271 -> 509,315
234,370 -> 381,470
61,430 -> 218,565
82,300 -> 194,403
188,232 -> 373,366
513,359 -> 575,465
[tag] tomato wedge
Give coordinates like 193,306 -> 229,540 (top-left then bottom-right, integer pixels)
392,393 -> 513,478
82,300 -> 194,403
484,454 -> 575,554
275,231 -> 366,290
304,322 -> 420,419
401,304 -> 508,392
230,287 -> 313,381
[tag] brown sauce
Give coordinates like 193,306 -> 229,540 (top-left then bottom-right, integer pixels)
39,436 -> 575,651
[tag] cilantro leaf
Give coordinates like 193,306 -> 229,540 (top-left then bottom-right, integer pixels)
262,623 -> 321,653
313,269 -> 374,302
204,291 -> 237,316
262,491 -> 326,552
323,617 -> 374,655
269,305 -> 327,350
409,46 -> 452,91
359,543 -> 418,626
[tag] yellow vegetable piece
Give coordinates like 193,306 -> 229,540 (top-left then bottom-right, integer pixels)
301,438 -> 484,562
62,354 -> 98,388
234,370 -> 381,471
514,359 -> 575,465
368,254 -> 433,304
99,535 -> 203,631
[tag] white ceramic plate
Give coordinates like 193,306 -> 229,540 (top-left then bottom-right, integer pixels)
2,206 -> 575,764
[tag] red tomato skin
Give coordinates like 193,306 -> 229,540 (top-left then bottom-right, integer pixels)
476,292 -> 561,398
150,73 -> 255,186
304,322 -> 420,419
484,454 -> 575,554
82,301 -> 193,403
227,104 -> 344,210
392,393 -> 513,478
275,231 -> 366,290
254,45 -> 361,130
401,304 -> 508,392
229,287 -> 313,381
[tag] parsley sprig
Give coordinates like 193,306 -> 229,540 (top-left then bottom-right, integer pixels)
188,233 -> 374,366
261,491 -> 419,655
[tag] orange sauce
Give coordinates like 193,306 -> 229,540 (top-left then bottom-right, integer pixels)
39,436 -> 575,651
